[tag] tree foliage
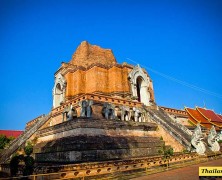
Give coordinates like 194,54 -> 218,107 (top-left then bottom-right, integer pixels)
23,156 -> 34,176
9,154 -> 23,176
158,144 -> 174,159
0,135 -> 14,149
24,142 -> 33,156
10,142 -> 35,177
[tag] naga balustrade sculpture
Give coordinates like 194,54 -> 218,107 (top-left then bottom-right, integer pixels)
191,124 -> 206,155
216,130 -> 222,141
207,126 -> 220,152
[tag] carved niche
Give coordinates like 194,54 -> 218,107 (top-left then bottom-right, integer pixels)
52,73 -> 66,108
128,65 -> 151,106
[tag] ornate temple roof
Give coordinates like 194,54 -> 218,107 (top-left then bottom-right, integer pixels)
70,41 -> 117,68
185,107 -> 222,129
197,107 -> 222,126
197,107 -> 222,122
185,108 -> 210,124
218,114 -> 222,120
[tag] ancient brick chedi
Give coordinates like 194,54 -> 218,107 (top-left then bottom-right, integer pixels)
1,41 -> 221,179
0,41 -> 195,167
53,41 -> 155,109
70,40 -> 117,67
31,41 -> 167,164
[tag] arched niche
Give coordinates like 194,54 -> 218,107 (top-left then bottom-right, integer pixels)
55,83 -> 62,94
128,65 -> 151,106
52,73 -> 66,108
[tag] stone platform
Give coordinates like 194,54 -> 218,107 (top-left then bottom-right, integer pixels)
34,118 -> 164,164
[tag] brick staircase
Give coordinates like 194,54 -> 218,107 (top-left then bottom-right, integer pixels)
0,114 -> 51,163
144,107 -> 192,150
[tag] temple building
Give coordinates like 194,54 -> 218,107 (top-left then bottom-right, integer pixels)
0,41 -> 221,178
160,106 -> 222,130
185,107 -> 222,129
49,41 -> 155,127
53,41 -> 154,108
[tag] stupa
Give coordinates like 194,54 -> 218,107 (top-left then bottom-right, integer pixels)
0,41 -> 195,173
33,41 -> 162,163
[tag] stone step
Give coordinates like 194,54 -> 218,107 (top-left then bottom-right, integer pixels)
36,118 -> 158,139
34,117 -> 164,164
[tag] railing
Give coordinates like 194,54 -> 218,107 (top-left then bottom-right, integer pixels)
160,106 -> 188,117
25,115 -> 45,130
159,108 -> 192,136
154,108 -> 192,140
0,114 -> 51,163
4,114 -> 45,150
51,93 -> 143,116
144,107 -> 191,149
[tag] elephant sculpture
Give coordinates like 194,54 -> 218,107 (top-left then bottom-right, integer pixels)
79,100 -> 93,117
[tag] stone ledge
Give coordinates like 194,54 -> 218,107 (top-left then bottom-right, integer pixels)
35,147 -> 164,163
36,118 -> 158,139
34,135 -> 163,154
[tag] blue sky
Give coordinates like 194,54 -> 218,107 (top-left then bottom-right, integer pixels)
0,0 -> 222,130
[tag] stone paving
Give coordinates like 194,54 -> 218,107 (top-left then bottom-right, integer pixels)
132,158 -> 222,180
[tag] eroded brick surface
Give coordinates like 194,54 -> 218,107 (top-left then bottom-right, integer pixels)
70,41 -> 117,68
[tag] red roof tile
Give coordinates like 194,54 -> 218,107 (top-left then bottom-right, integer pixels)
217,114 -> 222,120
0,130 -> 23,138
185,108 -> 210,124
197,107 -> 222,123
185,108 -> 215,129
188,117 -> 198,126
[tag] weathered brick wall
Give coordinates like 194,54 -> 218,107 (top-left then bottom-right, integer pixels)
152,125 -> 184,152
70,41 -> 117,68
34,119 -> 163,163
65,65 -> 132,98
149,81 -> 155,102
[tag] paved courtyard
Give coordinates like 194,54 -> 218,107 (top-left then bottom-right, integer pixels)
132,158 -> 222,180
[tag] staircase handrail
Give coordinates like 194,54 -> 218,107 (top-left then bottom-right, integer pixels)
158,108 -> 193,136
144,107 -> 191,149
0,114 -> 51,163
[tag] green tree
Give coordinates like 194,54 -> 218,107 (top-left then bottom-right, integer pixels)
9,142 -> 35,177
8,136 -> 15,142
24,142 -> 33,156
0,135 -> 10,149
9,154 -> 24,177
0,135 -> 15,149
23,142 -> 34,176
23,156 -> 34,176
158,144 -> 174,169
